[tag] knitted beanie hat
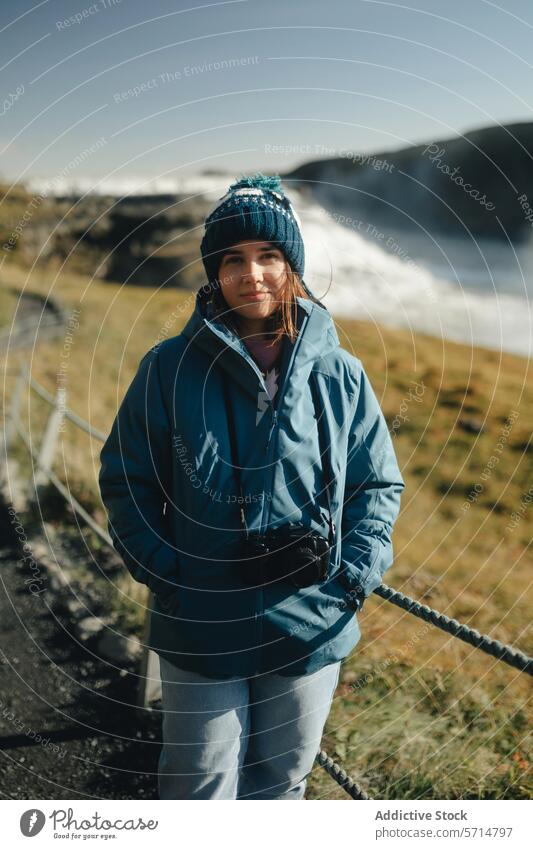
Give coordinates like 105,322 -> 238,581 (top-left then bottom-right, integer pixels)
200,173 -> 318,301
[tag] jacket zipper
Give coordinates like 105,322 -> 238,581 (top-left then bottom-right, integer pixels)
254,314 -> 308,675
203,318 -> 277,510
203,321 -> 277,674
266,409 -> 278,449
259,312 -> 309,536
204,314 -> 308,674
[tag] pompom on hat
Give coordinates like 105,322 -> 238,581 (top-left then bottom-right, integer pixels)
200,173 -> 318,302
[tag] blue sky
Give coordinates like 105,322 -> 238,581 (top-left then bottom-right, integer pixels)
2,0 -> 533,185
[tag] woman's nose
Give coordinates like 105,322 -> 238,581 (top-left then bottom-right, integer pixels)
241,260 -> 263,281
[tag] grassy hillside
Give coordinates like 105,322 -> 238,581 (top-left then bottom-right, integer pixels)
1,261 -> 531,800
0,285 -> 21,331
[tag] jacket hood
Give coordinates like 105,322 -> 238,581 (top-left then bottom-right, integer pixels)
181,285 -> 340,401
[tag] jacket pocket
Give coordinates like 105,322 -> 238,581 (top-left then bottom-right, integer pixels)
325,570 -> 365,613
174,559 -> 259,660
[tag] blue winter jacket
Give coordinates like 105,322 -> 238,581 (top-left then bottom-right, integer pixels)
98,288 -> 405,678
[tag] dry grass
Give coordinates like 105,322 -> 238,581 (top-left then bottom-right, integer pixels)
0,284 -> 21,331
1,260 -> 531,799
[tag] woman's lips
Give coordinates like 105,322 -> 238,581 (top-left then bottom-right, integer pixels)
240,292 -> 267,300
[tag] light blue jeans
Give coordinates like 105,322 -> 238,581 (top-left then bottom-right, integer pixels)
157,657 -> 341,800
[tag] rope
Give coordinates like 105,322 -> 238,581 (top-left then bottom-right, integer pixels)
315,749 -> 370,799
10,368 -> 533,671
21,362 -> 106,440
7,365 -> 533,802
14,420 -> 112,547
375,583 -> 533,676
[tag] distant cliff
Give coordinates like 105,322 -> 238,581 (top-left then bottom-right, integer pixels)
286,121 -> 533,242
0,188 -> 211,289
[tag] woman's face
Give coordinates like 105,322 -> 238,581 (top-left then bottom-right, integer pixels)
217,240 -> 288,329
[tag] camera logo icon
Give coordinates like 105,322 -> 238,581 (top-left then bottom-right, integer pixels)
20,809 -> 46,837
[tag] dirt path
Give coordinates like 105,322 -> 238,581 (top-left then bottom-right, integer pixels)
0,287 -> 66,355
0,497 -> 161,800
0,286 -> 162,799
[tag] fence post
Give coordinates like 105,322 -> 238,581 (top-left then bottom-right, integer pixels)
4,363 -> 26,452
33,389 -> 65,491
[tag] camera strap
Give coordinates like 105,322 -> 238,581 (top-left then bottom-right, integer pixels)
220,367 -> 336,547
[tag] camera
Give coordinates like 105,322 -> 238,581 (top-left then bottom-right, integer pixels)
239,525 -> 331,588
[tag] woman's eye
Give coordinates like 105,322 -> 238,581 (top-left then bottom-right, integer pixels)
223,251 -> 280,266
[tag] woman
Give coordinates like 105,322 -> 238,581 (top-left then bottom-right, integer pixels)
98,174 -> 405,800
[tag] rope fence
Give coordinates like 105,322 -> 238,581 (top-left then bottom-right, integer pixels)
1,360 -> 531,799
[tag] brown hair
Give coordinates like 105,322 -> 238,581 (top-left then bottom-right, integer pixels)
208,260 -> 311,347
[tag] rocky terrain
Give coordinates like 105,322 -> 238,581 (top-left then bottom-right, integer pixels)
3,120 -> 533,296
0,186 -> 212,290
286,120 -> 533,242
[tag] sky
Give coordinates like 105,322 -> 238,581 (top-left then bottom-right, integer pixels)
2,0 -> 533,187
